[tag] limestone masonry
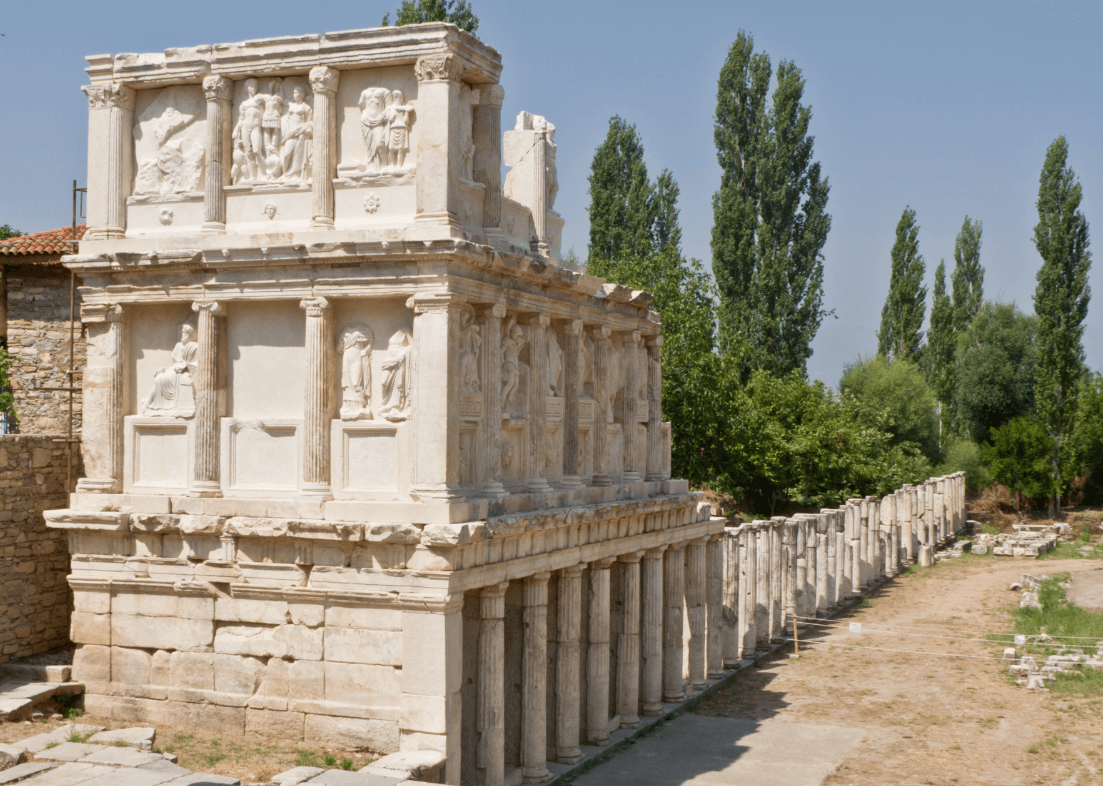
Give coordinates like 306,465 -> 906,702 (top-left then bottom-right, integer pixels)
47,23 -> 721,786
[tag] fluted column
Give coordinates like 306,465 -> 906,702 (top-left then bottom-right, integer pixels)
77,304 -> 126,493
300,298 -> 332,499
414,55 -> 462,228
706,534 -> 725,677
621,332 -> 642,483
586,557 -> 613,745
741,526 -> 758,658
755,527 -> 770,647
816,517 -> 829,610
768,520 -> 783,639
532,124 -> 548,254
477,582 -> 508,786
481,303 -> 507,497
191,301 -> 222,496
662,543 -> 686,702
794,519 -> 808,619
847,502 -> 861,596
645,336 -> 664,481
309,67 -> 339,230
640,547 -> 665,716
722,530 -> 741,667
555,565 -> 583,764
82,84 -> 135,240
562,319 -> 583,488
527,313 -> 551,492
201,76 -> 232,232
782,523 -> 797,635
473,84 -> 504,233
591,326 -> 612,486
617,552 -> 642,729
686,538 -> 708,690
521,573 -> 550,783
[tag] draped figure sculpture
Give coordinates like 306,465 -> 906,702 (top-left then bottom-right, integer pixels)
142,323 -> 198,418
340,325 -> 374,420
501,316 -> 524,408
279,86 -> 313,181
378,330 -> 412,422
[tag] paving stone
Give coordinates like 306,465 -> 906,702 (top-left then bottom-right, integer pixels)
72,768 -> 182,786
15,763 -> 105,786
19,727 -> 106,755
0,699 -> 33,720
159,775 -> 241,786
305,771 -> 402,786
78,749 -> 164,768
135,762 -> 191,778
272,768 -> 324,786
87,730 -> 155,750
0,745 -> 25,771
0,763 -> 56,785
34,745 -> 107,764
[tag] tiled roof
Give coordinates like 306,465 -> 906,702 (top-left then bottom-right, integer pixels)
0,225 -> 86,258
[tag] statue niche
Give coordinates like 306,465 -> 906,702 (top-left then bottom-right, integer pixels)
340,325 -> 373,421
141,323 -> 198,418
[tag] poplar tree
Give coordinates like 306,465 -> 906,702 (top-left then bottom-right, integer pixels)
877,207 -> 927,362
951,216 -> 984,331
1032,136 -> 1092,517
925,260 -> 955,442
587,117 -> 657,269
711,30 -> 831,378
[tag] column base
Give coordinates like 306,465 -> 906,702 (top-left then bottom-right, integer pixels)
556,750 -> 581,765
590,473 -> 612,487
296,483 -> 332,502
411,483 -> 467,502
311,217 -> 335,230
708,670 -> 726,679
200,221 -> 226,233
640,702 -> 663,717
560,475 -> 584,489
586,734 -> 610,747
527,478 -> 552,493
619,716 -> 640,729
645,471 -> 664,482
662,692 -> 685,703
480,481 -> 508,499
75,478 -> 120,494
622,471 -> 643,483
187,481 -> 222,498
522,767 -> 551,784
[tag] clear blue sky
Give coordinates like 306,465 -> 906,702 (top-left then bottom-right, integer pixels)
2,1 -> 1101,386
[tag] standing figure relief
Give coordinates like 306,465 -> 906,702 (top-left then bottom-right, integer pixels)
500,316 -> 525,408
356,87 -> 417,176
340,325 -> 373,421
458,306 -> 482,394
231,77 -> 313,186
142,323 -> 198,418
378,330 -> 412,422
546,332 -> 563,397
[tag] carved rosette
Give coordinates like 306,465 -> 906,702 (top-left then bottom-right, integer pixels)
309,66 -> 339,95
201,75 -> 232,103
414,54 -> 459,83
82,83 -> 135,110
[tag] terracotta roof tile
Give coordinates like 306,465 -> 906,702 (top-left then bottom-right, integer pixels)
0,225 -> 86,258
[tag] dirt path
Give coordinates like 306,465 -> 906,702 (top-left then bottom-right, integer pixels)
695,555 -> 1103,786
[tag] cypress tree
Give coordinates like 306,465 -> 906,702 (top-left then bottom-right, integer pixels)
1032,136 -> 1092,517
877,207 -> 927,362
925,260 -> 955,442
711,30 -> 831,378
951,216 -> 984,332
586,117 -> 655,271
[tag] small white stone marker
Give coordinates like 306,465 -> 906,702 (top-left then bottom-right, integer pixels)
849,623 -> 862,634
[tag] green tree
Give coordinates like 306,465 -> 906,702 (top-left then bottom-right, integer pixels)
983,417 -> 1054,513
951,215 -> 984,332
381,0 -> 478,32
877,207 -> 927,362
839,354 -> 940,463
0,225 -> 22,240
711,30 -> 831,378
925,260 -> 955,440
1032,136 -> 1092,517
954,302 -> 1038,444
586,117 -> 660,268
1072,373 -> 1103,505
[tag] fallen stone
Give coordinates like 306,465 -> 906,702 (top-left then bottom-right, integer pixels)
1026,673 -> 1048,690
272,768 -> 325,786
159,775 -> 240,786
0,763 -> 55,785
1009,583 -> 1022,591
79,748 -> 165,768
88,729 -> 156,751
1001,648 -> 1018,663
135,761 -> 191,778
0,745 -> 25,772
362,751 -> 446,782
71,766 -> 182,786
305,771 -> 403,786
18,726 -> 107,755
17,762 -> 106,786
34,744 -> 107,763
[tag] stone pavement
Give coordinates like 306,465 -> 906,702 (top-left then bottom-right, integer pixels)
572,715 -> 865,786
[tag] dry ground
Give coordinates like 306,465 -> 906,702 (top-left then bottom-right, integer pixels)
695,553 -> 1103,786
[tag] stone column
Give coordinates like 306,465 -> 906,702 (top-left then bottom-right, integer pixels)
554,565 -> 583,763
795,520 -> 808,619
645,336 -> 664,481
832,513 -> 844,605
849,501 -> 862,596
521,573 -> 551,783
586,557 -> 613,745
782,523 -> 797,636
768,520 -> 783,640
408,296 -> 463,501
890,502 -> 901,575
591,326 -> 613,486
201,76 -> 232,232
816,517 -> 829,611
821,510 -> 836,606
662,543 -> 686,702
527,313 -> 551,492
481,303 -> 507,497
414,55 -> 462,229
617,552 -> 642,729
722,530 -> 741,667
926,482 -> 936,548
755,527 -> 770,647
901,487 -> 914,563
562,319 -> 583,488
640,547 -> 665,716
685,538 -> 708,691
532,124 -> 549,255
477,582 -> 508,786
621,332 -> 642,483
706,534 -> 725,677
309,67 -> 339,230
76,304 -> 126,493
81,84 -> 135,240
741,526 -> 758,657
300,298 -> 333,499
473,84 -> 504,233
191,301 -> 222,496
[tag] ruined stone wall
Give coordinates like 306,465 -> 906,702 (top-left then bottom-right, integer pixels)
7,266 -> 85,436
0,435 -> 74,662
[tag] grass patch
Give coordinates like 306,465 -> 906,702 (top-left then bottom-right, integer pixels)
340,759 -> 354,771
68,732 -> 94,743
45,742 -> 58,750
1012,575 -> 1103,696
112,740 -> 130,747
294,750 -> 324,768
1038,541 -> 1103,560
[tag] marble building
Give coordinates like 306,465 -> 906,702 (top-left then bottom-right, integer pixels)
47,23 -> 725,785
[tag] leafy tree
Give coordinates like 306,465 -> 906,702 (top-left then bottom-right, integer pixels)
1032,136 -> 1092,517
0,348 -> 14,428
951,216 -> 984,332
0,225 -> 22,240
934,435 -> 990,492
650,169 -> 682,255
839,354 -> 940,462
381,0 -> 478,32
1072,373 -> 1103,505
924,259 -> 955,440
983,417 -> 1054,513
954,302 -> 1038,444
877,207 -> 927,362
711,30 -> 831,378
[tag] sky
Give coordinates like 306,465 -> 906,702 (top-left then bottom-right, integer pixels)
2,0 -> 1101,386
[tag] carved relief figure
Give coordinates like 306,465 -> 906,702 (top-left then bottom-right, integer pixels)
231,78 -> 312,186
579,332 -> 593,399
378,330 -> 412,422
500,317 -> 525,408
359,87 -> 391,174
279,86 -> 313,182
133,89 -> 206,196
142,323 -> 198,418
232,79 -> 265,182
547,332 -> 563,396
387,90 -> 414,169
353,86 -> 416,176
534,115 -> 558,210
458,307 -> 481,394
260,80 -> 285,162
606,342 -> 622,423
339,325 -> 373,420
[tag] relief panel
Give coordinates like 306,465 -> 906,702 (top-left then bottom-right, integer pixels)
221,419 -> 301,496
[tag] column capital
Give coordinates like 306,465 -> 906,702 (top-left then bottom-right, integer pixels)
415,53 -> 461,83
300,297 -> 330,317
567,319 -> 583,335
643,545 -> 668,559
201,75 -> 232,103
81,303 -> 124,323
622,330 -> 641,346
480,83 -> 505,107
523,571 -> 551,587
479,581 -> 510,620
561,563 -> 586,578
309,65 -> 340,95
83,83 -> 135,110
531,312 -> 551,328
618,551 -> 644,564
707,532 -> 724,542
665,541 -> 687,553
646,335 -> 663,348
489,302 -> 507,320
406,292 -> 465,314
597,325 -> 612,339
192,300 -> 222,316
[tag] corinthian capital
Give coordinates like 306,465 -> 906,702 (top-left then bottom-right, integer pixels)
202,75 -> 233,103
414,54 -> 459,83
82,83 -> 136,110
309,66 -> 340,95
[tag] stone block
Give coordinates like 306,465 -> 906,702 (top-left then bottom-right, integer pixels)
285,592 -> 325,628
168,652 -> 215,692
303,772 -> 401,786
71,613 -> 111,646
217,592 -> 288,626
35,743 -> 108,762
0,744 -> 24,771
324,628 -> 400,666
159,774 -> 240,786
73,589 -> 111,615
213,654 -> 265,696
0,763 -> 55,784
271,767 -> 324,786
323,662 -> 399,706
111,647 -> 152,686
303,715 -> 398,754
324,603 -> 401,631
73,645 -> 112,684
238,563 -> 307,587
112,614 -> 213,651
112,591 -> 178,617
150,651 -> 171,687
79,747 -> 164,767
399,694 -> 448,735
362,751 -> 445,782
88,728 -> 156,749
245,708 -> 305,739
215,624 -> 322,660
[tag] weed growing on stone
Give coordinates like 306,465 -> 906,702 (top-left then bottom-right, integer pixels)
68,732 -> 93,743
340,760 -> 354,771
322,754 -> 337,767
112,740 -> 130,747
45,742 -> 58,749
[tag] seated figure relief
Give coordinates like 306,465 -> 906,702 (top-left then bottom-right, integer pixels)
142,323 -> 198,418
